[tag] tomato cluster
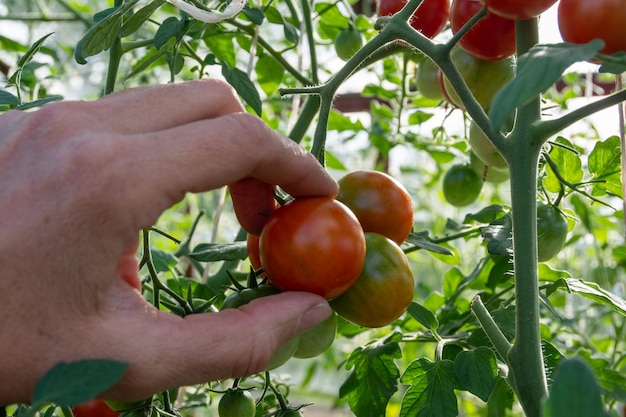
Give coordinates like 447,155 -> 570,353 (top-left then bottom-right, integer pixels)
244,170 -> 416,330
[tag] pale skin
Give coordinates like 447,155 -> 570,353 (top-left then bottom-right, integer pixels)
0,79 -> 337,406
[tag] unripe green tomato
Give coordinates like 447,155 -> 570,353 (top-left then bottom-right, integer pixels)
470,151 -> 510,183
442,47 -> 515,110
468,120 -> 508,169
293,311 -> 337,359
334,27 -> 364,61
218,389 -> 256,417
536,202 -> 568,262
442,163 -> 483,207
416,58 -> 444,101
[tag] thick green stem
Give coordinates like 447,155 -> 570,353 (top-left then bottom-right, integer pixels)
500,18 -> 548,417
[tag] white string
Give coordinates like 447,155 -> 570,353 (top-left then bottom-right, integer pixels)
166,0 -> 247,23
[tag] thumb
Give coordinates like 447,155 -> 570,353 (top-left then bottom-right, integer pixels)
100,292 -> 331,401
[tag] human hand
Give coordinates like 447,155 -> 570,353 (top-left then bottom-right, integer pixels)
0,79 -> 337,405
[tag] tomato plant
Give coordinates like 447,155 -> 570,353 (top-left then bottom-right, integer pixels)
335,26 -> 364,61
72,400 -> 119,417
377,0 -> 450,39
478,0 -> 557,20
218,389 -> 256,417
442,162 -> 483,206
293,311 -> 337,358
259,197 -> 366,300
336,170 -> 414,245
441,47 -> 515,110
558,0 -> 626,56
330,233 -> 414,328
536,202 -> 568,262
450,0 -> 516,61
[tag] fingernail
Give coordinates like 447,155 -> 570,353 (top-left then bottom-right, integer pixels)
296,302 -> 332,334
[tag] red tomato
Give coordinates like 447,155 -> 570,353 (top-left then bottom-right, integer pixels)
246,233 -> 262,270
558,0 -> 626,56
259,197 -> 366,300
72,400 -> 119,417
450,0 -> 516,61
336,170 -> 414,245
377,0 -> 451,39
478,0 -> 557,20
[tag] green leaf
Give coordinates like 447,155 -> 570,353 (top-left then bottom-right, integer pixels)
400,358 -> 461,417
281,16 -> 299,44
221,64 -> 263,116
339,333 -> 402,417
0,90 -> 20,106
588,135 -> 622,197
407,302 -> 439,333
544,138 -> 583,193
545,357 -> 610,417
407,110 -> 434,125
325,151 -> 348,170
17,32 -> 54,69
204,31 -> 236,67
75,1 -> 140,64
151,248 -> 178,272
489,41 -> 604,129
242,6 -> 265,25
187,242 -> 248,262
454,347 -> 498,402
464,204 -> 506,224
16,96 -> 64,110
255,54 -> 284,96
154,16 -> 185,50
328,109 -> 365,132
32,359 -> 128,407
560,278 -> 626,317
486,378 -> 514,417
120,0 -> 167,38
598,51 -> 626,74
480,213 -> 512,256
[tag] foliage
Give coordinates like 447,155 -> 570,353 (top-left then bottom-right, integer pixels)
2,0 -> 626,416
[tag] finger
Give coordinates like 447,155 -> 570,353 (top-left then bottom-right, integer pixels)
94,113 -> 337,230
99,292 -> 332,401
228,178 -> 278,235
93,79 -> 246,134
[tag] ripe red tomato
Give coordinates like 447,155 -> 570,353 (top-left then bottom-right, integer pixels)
450,0 -> 516,61
336,170 -> 414,245
72,400 -> 119,417
330,233 -> 414,328
478,0 -> 557,20
259,197 -> 366,300
377,0 -> 451,39
246,233 -> 262,270
558,0 -> 626,56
